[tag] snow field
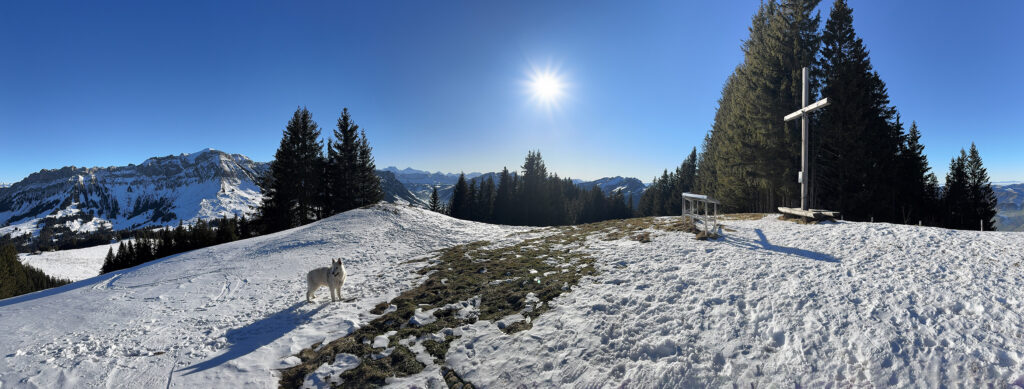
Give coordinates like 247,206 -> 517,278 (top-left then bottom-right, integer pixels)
0,204 -> 523,388
2,205 -> 1023,387
446,215 -> 1024,387
17,240 -> 124,281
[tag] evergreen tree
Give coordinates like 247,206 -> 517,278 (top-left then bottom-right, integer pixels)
944,149 -> 970,229
816,0 -> 902,221
698,0 -> 822,212
897,121 -> 938,224
428,186 -> 442,213
966,143 -> 998,231
101,247 -> 115,274
449,174 -> 470,219
260,107 -> 325,232
325,108 -> 360,215
521,151 -> 549,225
494,168 -> 514,224
355,129 -> 383,207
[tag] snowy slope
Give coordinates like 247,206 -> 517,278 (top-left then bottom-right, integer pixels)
0,204 -> 522,388
2,206 -> 1024,387
17,241 -> 125,281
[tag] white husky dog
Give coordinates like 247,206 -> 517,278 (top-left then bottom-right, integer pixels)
306,258 -> 347,302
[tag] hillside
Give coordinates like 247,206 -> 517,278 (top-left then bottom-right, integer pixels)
2,204 -> 1023,387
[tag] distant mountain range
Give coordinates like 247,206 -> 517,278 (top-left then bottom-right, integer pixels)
993,183 -> 1024,231
382,166 -> 649,208
8,152 -> 1013,242
0,150 -> 422,242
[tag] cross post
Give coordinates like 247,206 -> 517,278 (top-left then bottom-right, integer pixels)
784,67 -> 830,211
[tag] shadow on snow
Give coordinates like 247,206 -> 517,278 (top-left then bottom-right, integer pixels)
720,228 -> 839,263
178,301 -> 326,376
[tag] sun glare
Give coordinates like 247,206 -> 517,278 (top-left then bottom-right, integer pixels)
527,68 -> 566,108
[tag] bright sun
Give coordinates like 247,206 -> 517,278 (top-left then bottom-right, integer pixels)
528,69 -> 566,106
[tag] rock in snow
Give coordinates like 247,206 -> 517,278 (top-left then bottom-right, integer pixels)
2,204 -> 1024,387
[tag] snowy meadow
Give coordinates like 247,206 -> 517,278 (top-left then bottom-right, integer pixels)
1,204 -> 1023,387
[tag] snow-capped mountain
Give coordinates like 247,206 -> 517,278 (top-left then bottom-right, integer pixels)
993,183 -> 1024,231
0,149 -> 266,239
0,150 -> 432,243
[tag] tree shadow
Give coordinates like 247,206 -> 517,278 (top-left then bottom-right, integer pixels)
721,229 -> 839,263
178,301 -> 326,376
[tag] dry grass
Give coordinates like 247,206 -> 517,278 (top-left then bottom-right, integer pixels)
278,216 -> 722,387
720,213 -> 767,221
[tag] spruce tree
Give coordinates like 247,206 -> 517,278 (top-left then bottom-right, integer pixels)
325,108 -> 359,215
449,174 -> 470,219
356,129 -> 383,207
260,107 -> 324,232
944,150 -> 970,229
698,0 -> 821,212
897,121 -> 937,224
428,186 -> 442,213
816,0 -> 902,221
494,168 -> 514,224
966,143 -> 997,231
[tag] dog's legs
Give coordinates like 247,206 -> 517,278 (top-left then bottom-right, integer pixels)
330,281 -> 337,302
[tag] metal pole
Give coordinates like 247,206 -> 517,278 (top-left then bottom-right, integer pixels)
801,67 -> 809,211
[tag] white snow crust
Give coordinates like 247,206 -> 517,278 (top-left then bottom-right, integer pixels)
3,206 -> 1024,387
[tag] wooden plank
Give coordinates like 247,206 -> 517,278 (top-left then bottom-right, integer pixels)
778,207 -> 822,219
784,97 -> 831,122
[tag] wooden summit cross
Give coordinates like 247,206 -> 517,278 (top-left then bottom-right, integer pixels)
784,67 -> 830,211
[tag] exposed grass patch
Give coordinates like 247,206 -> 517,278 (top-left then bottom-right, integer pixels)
632,232 -> 652,243
279,217 -> 672,388
721,213 -> 767,221
422,336 -> 455,363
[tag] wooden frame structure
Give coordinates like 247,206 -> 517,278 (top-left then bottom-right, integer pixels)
682,192 -> 720,235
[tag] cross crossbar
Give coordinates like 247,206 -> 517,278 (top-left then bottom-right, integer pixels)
784,97 -> 830,122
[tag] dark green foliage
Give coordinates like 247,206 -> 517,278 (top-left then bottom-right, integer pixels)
813,0 -> 906,222
100,215 -> 258,274
697,0 -> 822,212
260,107 -> 382,234
445,151 -> 631,226
896,121 -> 941,225
428,186 -> 442,213
694,0 -> 950,228
448,174 -> 470,219
259,107 -> 325,233
942,144 -> 997,230
966,144 -> 998,231
1,244 -> 71,300
639,147 -> 698,216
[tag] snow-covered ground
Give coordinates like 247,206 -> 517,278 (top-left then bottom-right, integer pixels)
0,205 -> 522,388
2,205 -> 1024,387
17,241 -> 123,281
448,216 -> 1024,387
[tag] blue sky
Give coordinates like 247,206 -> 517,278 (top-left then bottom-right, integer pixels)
1,1 -> 1021,184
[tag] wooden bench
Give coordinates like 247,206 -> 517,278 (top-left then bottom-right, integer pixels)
682,193 -> 720,234
777,207 -> 840,220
